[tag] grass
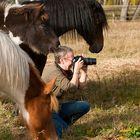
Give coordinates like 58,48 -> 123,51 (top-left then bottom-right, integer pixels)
0,21 -> 140,140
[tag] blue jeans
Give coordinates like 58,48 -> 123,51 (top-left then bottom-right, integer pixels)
52,101 -> 90,138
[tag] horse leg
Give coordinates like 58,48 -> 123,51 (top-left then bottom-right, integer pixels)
12,103 -> 19,116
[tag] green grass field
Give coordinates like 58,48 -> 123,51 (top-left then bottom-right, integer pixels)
0,21 -> 140,140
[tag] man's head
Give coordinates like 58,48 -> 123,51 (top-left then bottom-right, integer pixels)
54,46 -> 74,70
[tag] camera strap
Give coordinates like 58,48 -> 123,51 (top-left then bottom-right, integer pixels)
55,62 -> 73,80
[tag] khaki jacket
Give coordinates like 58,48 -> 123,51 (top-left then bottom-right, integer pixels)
42,63 -> 76,99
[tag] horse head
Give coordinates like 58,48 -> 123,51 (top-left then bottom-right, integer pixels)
2,2 -> 59,55
36,0 -> 108,53
76,0 -> 108,53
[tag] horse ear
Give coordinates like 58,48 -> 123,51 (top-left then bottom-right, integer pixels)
44,78 -> 56,95
25,4 -> 46,22
40,5 -> 49,22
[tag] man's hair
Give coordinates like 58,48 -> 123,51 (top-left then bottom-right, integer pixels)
54,45 -> 73,63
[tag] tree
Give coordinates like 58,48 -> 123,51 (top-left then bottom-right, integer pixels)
15,0 -> 19,4
132,0 -> 140,20
120,0 -> 130,21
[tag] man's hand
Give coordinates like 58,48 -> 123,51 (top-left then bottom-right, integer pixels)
73,57 -> 84,74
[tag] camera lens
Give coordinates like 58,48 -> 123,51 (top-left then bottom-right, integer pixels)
84,58 -> 96,65
73,56 -> 96,65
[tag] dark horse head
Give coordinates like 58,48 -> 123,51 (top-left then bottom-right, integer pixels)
0,1 -> 59,55
21,0 -> 108,74
23,0 -> 108,53
44,0 -> 108,53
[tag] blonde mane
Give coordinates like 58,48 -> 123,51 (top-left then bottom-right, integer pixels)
0,31 -> 33,94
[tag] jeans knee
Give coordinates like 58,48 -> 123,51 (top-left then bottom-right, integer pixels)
82,101 -> 90,113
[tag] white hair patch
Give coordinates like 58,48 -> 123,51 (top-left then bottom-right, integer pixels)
9,31 -> 23,45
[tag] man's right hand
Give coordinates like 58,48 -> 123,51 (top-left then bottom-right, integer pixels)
73,57 -> 84,74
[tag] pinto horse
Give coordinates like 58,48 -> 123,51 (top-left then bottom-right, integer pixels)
0,2 -> 59,140
0,31 -> 59,140
22,0 -> 108,74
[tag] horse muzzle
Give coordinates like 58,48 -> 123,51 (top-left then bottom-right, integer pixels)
89,43 -> 103,53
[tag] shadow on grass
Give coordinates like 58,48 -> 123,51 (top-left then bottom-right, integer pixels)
74,69 -> 140,109
62,69 -> 140,139
63,105 -> 140,139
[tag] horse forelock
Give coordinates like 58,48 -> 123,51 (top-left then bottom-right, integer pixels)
0,31 -> 34,94
4,4 -> 24,23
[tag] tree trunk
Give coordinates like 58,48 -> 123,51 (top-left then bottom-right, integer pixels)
15,0 -> 19,4
120,0 -> 130,21
132,0 -> 140,20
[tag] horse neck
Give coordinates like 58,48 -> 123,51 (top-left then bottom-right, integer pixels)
25,64 -> 59,112
25,64 -> 45,101
54,27 -> 74,37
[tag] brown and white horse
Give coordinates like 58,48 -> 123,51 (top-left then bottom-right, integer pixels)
0,31 -> 59,140
0,2 -> 59,140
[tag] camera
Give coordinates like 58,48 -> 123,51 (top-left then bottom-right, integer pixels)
72,56 -> 96,65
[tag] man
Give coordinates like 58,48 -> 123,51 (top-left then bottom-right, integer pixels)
42,45 -> 90,138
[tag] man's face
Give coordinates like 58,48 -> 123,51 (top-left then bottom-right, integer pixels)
62,51 -> 74,70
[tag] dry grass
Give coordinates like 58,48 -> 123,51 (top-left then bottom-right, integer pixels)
0,21 -> 140,140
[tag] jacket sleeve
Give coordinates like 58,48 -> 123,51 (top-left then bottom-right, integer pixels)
42,65 -> 76,97
53,70 -> 76,96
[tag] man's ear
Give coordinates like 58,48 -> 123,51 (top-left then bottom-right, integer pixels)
44,78 -> 56,95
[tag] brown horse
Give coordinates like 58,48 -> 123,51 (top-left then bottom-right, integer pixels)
22,0 -> 108,74
0,1 -> 59,56
0,2 -> 59,140
23,0 -> 108,73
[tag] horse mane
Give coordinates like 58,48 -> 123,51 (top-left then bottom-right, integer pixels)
88,0 -> 108,29
0,31 -> 34,94
0,1 -> 7,12
0,1 -> 7,27
23,0 -> 108,37
23,0 -> 92,33
47,0 -> 93,32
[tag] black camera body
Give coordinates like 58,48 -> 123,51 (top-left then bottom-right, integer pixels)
72,56 -> 96,65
